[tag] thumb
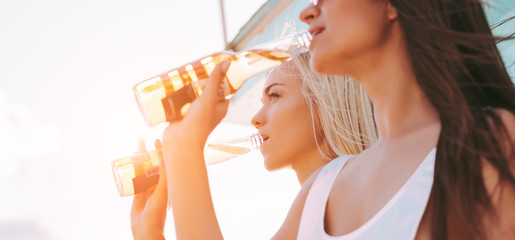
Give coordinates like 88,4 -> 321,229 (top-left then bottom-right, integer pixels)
202,60 -> 231,101
153,139 -> 168,207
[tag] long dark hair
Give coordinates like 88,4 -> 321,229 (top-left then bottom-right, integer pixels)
389,0 -> 515,239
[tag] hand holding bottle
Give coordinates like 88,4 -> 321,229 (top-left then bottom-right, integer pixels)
130,139 -> 168,240
162,61 -> 232,150
133,31 -> 311,126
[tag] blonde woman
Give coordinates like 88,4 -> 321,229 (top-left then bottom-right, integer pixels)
130,53 -> 377,239
251,52 -> 376,184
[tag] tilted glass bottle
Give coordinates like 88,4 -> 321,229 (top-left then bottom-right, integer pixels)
205,132 -> 263,165
133,31 -> 312,126
111,148 -> 162,197
112,133 -> 263,197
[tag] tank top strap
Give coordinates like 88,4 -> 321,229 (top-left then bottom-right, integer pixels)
297,155 -> 353,239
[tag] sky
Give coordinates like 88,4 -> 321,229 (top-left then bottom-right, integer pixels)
0,0 -> 300,239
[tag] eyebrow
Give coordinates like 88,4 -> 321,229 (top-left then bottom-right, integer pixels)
263,83 -> 285,95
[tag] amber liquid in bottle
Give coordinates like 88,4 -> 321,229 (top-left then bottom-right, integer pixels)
205,133 -> 262,165
112,134 -> 262,197
133,50 -> 292,126
111,150 -> 162,197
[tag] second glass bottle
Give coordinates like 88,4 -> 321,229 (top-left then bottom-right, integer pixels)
133,31 -> 311,126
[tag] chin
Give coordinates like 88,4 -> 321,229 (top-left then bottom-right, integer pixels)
311,53 -> 354,77
263,159 -> 277,172
263,157 -> 286,172
309,51 -> 332,75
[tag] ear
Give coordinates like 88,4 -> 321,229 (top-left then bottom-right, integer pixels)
386,2 -> 398,20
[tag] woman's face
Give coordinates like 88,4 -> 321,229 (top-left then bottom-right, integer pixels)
299,0 -> 397,76
251,64 -> 322,171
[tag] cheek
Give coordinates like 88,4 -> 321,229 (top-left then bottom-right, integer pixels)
261,107 -> 295,170
262,101 -> 317,170
275,99 -> 314,142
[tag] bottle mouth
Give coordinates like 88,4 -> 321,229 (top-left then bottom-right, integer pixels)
252,133 -> 263,149
247,30 -> 312,56
297,30 -> 312,52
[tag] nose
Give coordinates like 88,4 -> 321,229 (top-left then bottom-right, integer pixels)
299,3 -> 319,25
251,106 -> 266,129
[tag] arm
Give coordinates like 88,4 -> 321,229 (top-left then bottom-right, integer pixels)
482,109 -> 515,239
162,61 -> 231,240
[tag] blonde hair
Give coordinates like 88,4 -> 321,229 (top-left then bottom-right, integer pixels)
290,53 -> 377,157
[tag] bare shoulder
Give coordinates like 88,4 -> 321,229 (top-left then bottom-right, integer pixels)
488,108 -> 515,138
271,165 -> 324,240
485,108 -> 515,163
482,108 -> 515,239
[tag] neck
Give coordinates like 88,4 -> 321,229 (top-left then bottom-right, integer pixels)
292,143 -> 333,185
363,61 -> 439,140
350,25 -> 440,141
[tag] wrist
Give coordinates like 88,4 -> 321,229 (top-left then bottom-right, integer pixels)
165,141 -> 205,164
163,125 -> 208,151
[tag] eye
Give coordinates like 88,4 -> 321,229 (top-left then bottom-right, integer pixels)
266,92 -> 280,102
261,92 -> 280,104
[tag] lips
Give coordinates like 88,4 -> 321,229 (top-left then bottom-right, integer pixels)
260,134 -> 269,142
258,132 -> 269,148
309,27 -> 324,38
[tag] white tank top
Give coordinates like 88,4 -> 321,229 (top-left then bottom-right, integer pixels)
297,149 -> 436,240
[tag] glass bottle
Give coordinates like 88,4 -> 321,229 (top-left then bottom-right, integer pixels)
112,133 -> 263,197
111,139 -> 162,197
133,31 -> 312,126
205,133 -> 263,165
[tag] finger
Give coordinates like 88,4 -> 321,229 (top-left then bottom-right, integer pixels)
144,139 -> 168,219
151,163 -> 168,209
202,60 -> 231,101
132,138 -> 149,215
131,139 -> 159,216
154,139 -> 163,157
213,99 -> 230,124
154,139 -> 167,206
137,138 -> 146,153
131,189 -> 151,217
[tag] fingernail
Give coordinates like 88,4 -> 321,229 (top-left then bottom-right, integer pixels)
221,61 -> 231,73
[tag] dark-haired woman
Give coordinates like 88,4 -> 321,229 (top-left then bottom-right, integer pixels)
281,0 -> 514,239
